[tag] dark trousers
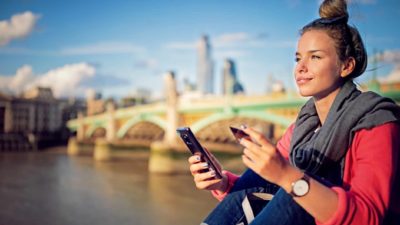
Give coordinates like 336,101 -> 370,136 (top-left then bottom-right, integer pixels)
202,169 -> 316,225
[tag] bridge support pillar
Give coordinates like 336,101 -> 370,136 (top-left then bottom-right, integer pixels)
67,137 -> 93,155
94,138 -> 112,161
67,137 -> 80,155
148,141 -> 188,174
106,102 -> 117,142
149,71 -> 186,174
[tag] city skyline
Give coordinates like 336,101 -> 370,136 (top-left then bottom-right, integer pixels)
0,0 -> 400,99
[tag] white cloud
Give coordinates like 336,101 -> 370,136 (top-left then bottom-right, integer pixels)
0,11 -> 40,46
32,63 -> 96,97
11,65 -> 35,92
0,65 -> 34,94
0,63 -> 97,97
380,66 -> 400,83
60,42 -> 146,55
376,50 -> 400,83
380,50 -> 400,64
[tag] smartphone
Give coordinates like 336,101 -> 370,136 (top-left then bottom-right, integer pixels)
176,127 -> 223,179
230,126 -> 251,143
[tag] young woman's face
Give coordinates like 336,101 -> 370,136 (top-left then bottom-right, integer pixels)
294,30 -> 343,99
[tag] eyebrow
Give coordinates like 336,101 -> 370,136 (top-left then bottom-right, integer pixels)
295,49 -> 325,56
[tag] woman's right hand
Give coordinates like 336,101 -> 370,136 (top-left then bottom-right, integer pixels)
188,153 -> 228,192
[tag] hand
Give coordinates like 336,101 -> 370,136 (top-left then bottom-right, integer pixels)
188,152 -> 228,192
240,126 -> 291,186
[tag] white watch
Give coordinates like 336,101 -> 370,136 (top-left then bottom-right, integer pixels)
290,174 -> 310,197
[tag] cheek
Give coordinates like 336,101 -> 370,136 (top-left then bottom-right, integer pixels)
317,63 -> 341,79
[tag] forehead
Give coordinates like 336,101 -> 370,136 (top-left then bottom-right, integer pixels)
297,30 -> 336,53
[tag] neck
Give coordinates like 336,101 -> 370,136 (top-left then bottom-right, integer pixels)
313,87 -> 341,125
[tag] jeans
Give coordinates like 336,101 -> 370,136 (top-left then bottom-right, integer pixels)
202,169 -> 316,225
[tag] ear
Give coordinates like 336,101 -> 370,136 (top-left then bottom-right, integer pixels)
340,57 -> 356,78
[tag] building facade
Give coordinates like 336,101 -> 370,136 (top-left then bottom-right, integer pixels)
0,87 -> 85,151
222,58 -> 244,95
197,35 -> 214,95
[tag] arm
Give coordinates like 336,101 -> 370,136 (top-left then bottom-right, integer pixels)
315,122 -> 399,225
240,123 -> 399,224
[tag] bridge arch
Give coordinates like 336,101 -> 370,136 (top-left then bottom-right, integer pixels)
191,110 -> 291,133
117,114 -> 167,139
86,124 -> 107,138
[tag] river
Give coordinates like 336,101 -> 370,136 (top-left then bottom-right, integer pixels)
0,147 -> 232,225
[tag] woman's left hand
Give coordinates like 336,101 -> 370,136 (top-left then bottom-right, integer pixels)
240,126 -> 291,186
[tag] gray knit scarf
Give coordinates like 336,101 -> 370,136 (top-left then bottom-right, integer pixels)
289,81 -> 400,184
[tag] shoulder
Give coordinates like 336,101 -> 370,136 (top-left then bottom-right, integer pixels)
351,122 -> 400,158
354,122 -> 399,142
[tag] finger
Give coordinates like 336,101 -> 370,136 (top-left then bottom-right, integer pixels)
243,147 -> 260,162
188,154 -> 202,164
189,162 -> 210,175
240,137 -> 261,151
242,154 -> 255,171
243,127 -> 272,147
194,170 -> 219,183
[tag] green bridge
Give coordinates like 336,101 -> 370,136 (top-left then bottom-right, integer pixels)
66,74 -> 400,174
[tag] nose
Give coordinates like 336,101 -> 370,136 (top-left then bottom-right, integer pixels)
295,58 -> 308,74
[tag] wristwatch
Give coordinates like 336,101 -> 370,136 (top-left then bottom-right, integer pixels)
290,173 -> 310,197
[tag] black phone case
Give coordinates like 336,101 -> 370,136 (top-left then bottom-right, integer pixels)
176,127 -> 223,179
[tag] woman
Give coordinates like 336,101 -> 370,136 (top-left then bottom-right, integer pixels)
188,0 -> 400,224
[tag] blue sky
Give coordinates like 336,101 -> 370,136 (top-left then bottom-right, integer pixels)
1,0 -> 400,99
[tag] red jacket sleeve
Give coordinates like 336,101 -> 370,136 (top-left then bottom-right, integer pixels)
211,170 -> 240,201
276,123 -> 295,160
316,122 -> 400,225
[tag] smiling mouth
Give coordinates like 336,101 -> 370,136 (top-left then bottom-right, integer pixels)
296,77 -> 313,85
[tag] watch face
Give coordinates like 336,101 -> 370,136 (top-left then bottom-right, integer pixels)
293,179 -> 309,196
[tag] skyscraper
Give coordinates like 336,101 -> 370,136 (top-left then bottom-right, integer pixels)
222,58 -> 244,95
197,35 -> 214,94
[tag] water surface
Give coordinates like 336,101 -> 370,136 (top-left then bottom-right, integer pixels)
0,148 -> 221,225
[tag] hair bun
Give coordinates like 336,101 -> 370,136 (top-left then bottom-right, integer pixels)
319,0 -> 349,20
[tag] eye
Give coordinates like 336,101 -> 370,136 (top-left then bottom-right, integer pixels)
295,57 -> 301,62
311,55 -> 321,60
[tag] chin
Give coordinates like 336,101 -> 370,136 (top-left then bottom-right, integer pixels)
298,88 -> 314,97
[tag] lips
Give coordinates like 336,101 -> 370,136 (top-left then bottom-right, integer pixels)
296,77 -> 313,85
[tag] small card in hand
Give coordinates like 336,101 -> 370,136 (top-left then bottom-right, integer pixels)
230,126 -> 251,143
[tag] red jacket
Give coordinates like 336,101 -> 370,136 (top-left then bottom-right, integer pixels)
213,122 -> 400,225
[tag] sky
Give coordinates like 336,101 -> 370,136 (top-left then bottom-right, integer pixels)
0,0 -> 400,99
